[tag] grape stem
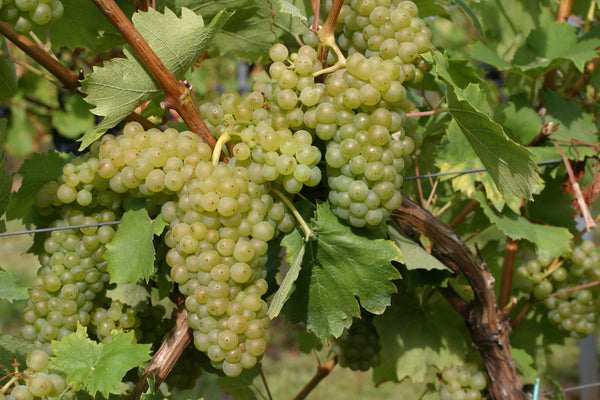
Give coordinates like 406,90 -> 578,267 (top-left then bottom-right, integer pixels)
548,280 -> 600,298
212,130 -> 232,166
90,0 -> 218,151
405,108 -> 449,118
293,357 -> 337,400
271,188 -> 312,242
0,375 -> 19,394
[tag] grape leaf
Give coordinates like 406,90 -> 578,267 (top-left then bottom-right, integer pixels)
0,154 -> 11,218
104,201 -> 155,285
434,121 -> 507,210
387,225 -> 448,272
494,94 -> 543,145
51,325 -> 151,398
106,283 -> 150,308
278,0 -> 307,22
450,0 -> 483,37
6,151 -> 73,227
373,292 -> 469,383
79,8 -> 232,149
445,83 -> 540,200
0,39 -> 17,100
542,90 -> 598,161
5,105 -> 34,157
267,225 -> 305,319
510,347 -> 537,382
282,202 -> 402,343
474,192 -> 572,258
469,41 -> 512,71
512,22 -> 600,77
0,334 -> 35,367
0,270 -> 29,303
51,96 -> 95,139
47,0 -> 131,52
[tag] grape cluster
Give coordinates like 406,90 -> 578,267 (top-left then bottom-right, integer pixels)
198,48 -> 324,195
89,300 -> 140,343
2,349 -> 66,400
439,363 -> 487,400
333,315 -> 381,371
21,208 -> 115,354
0,0 -> 64,33
162,161 -> 275,377
516,240 -> 600,338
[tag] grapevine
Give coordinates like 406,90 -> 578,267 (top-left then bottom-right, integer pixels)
0,0 -> 599,399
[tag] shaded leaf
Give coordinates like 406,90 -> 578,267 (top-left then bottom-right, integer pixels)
469,41 -> 512,71
51,96 -> 95,139
51,325 -> 151,398
475,192 -> 572,258
0,154 -> 11,218
512,22 -> 600,77
106,283 -> 150,308
373,292 -> 469,383
0,269 -> 29,303
6,151 -> 73,227
216,367 -> 258,400
283,202 -> 402,342
104,201 -> 155,285
451,0 -> 483,37
510,347 -> 537,382
5,106 -> 34,157
0,334 -> 35,367
0,39 -> 17,100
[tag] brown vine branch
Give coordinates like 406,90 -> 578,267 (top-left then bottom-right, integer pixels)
449,199 -> 478,229
393,196 -> 525,400
127,304 -> 193,400
0,21 -> 80,91
405,108 -> 449,118
548,280 -> 600,298
293,357 -> 338,400
552,139 -> 597,231
315,0 -> 344,80
499,238 -> 519,309
558,0 -> 574,23
90,0 -> 217,150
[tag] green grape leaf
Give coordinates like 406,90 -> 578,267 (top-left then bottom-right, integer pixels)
451,0 -> 483,37
278,0 -> 307,21
0,269 -> 29,303
541,89 -> 598,161
0,155 -> 12,218
510,347 -> 537,382
79,8 -> 231,149
415,0 -> 446,17
0,118 -> 6,146
512,22 -> 600,77
469,41 -> 512,71
216,367 -> 259,400
104,201 -> 155,285
387,225 -> 448,272
282,202 -> 402,343
0,334 -> 35,367
475,192 -> 572,258
445,83 -> 540,200
106,283 -> 150,308
6,151 -> 73,227
48,0 -> 130,52
5,106 -> 34,157
51,325 -> 151,398
373,292 -> 469,383
267,225 -> 305,319
297,331 -> 322,353
0,39 -> 17,100
435,121 -> 507,210
51,96 -> 95,139
495,94 -> 543,145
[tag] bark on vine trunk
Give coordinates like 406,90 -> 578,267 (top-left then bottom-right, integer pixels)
393,196 -> 526,400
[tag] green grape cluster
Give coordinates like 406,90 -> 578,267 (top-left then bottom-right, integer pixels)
21,208 -> 116,354
333,315 -> 381,371
516,240 -> 600,338
439,363 -> 487,400
336,0 -> 431,83
162,160 -> 275,377
1,349 -> 66,400
0,0 -> 64,33
89,299 -> 140,343
198,48 -> 324,195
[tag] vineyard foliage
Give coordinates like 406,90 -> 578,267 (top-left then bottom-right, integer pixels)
0,0 -> 600,399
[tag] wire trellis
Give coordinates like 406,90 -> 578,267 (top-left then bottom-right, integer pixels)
0,159 -> 563,238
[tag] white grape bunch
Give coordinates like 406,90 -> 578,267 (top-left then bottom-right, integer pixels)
0,0 -> 64,33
